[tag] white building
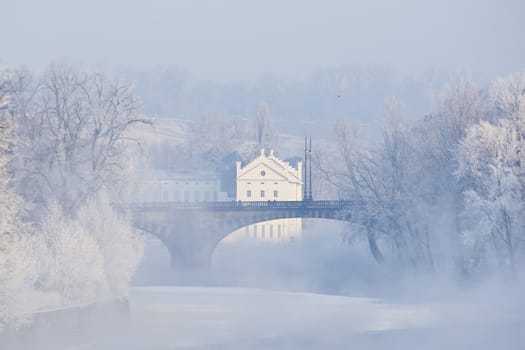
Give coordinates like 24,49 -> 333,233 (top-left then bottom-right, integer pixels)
133,172 -> 230,203
225,149 -> 304,243
236,149 -> 303,202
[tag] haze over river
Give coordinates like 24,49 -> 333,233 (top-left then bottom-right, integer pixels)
95,232 -> 525,350
94,285 -> 522,350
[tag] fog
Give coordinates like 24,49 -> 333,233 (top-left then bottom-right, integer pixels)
4,0 -> 525,136
120,223 -> 525,350
2,1 -> 525,350
2,0 -> 525,82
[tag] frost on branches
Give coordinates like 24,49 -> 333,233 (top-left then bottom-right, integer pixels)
33,200 -> 143,303
457,73 -> 525,275
0,83 -> 39,331
320,72 -> 525,276
77,194 -> 143,297
0,66 -> 147,332
36,204 -> 108,304
10,65 -> 151,216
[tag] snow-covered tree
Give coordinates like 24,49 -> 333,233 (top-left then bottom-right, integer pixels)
457,120 -> 524,275
488,71 -> 525,178
405,76 -> 485,271
317,119 -> 386,262
0,231 -> 40,332
322,83 -> 487,272
77,193 -> 143,296
321,99 -> 441,268
254,102 -> 277,150
1,65 -> 150,330
36,203 -> 108,304
186,112 -> 252,170
456,70 -> 525,276
10,65 -> 151,216
489,71 -> 525,121
0,75 -> 39,331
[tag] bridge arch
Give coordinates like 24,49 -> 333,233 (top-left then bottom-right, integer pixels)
212,219 -> 364,288
219,217 -> 303,244
131,201 -> 382,270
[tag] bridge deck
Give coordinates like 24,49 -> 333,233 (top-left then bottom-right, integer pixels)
128,200 -> 360,211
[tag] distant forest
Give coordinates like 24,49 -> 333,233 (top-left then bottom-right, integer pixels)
125,65 -> 472,133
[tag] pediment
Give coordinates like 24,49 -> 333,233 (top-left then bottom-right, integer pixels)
237,149 -> 303,184
238,162 -> 286,181
238,159 -> 302,184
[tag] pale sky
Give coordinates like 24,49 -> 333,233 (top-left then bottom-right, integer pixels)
2,0 -> 525,81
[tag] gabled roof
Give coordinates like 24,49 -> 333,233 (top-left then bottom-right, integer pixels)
237,149 -> 302,184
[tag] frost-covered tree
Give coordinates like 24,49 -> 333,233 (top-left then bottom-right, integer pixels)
488,71 -> 525,175
186,112 -> 252,170
456,71 -> 525,275
9,65 -> 151,216
413,75 -> 482,196
401,76 -> 485,271
0,66 -> 149,330
254,102 -> 276,149
77,193 -> 143,296
413,76 -> 483,221
489,71 -> 525,122
321,99 -> 441,268
0,76 -> 39,331
317,119 -> 386,261
36,204 -> 108,304
323,81 -> 486,272
457,120 -> 524,275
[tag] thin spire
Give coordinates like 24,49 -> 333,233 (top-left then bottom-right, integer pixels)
304,136 -> 308,201
309,136 -> 313,201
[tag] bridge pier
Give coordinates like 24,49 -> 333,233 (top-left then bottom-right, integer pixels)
165,238 -> 217,270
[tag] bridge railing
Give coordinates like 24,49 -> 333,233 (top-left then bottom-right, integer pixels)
126,200 -> 359,210
208,200 -> 358,209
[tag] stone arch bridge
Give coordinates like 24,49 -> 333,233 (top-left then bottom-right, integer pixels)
126,200 -> 380,270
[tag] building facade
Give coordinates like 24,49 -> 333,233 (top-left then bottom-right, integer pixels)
224,149 -> 303,243
133,172 -> 230,203
236,149 -> 303,202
